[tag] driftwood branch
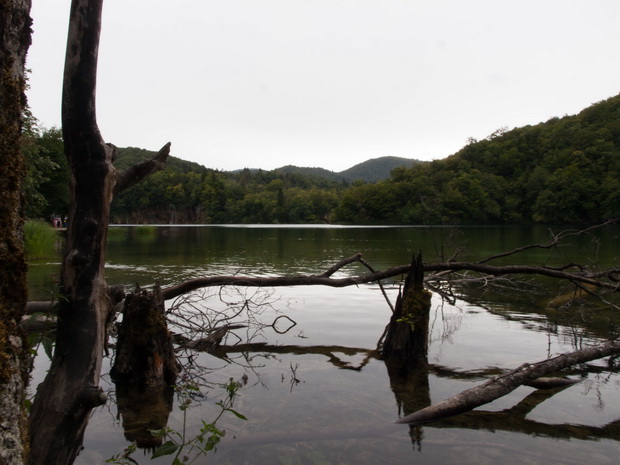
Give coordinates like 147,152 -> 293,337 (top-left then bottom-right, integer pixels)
424,262 -> 620,290
114,142 -> 171,194
476,219 -> 618,265
395,339 -> 620,425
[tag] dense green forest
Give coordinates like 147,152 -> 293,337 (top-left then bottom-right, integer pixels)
24,93 -> 620,225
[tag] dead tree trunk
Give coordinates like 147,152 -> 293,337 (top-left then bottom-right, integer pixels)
27,2 -> 169,464
110,285 -> 179,385
110,285 -> 177,450
27,2 -> 115,463
379,253 -> 432,445
381,252 -> 432,364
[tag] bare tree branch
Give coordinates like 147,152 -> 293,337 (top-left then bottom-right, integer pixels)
160,256 -> 620,301
114,142 -> 171,194
160,263 -> 412,301
395,339 -> 620,425
476,220 -> 618,265
424,262 -> 620,290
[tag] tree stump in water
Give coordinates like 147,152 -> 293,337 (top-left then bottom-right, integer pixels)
381,252 -> 432,366
111,285 -> 179,449
381,252 -> 432,443
111,284 -> 179,386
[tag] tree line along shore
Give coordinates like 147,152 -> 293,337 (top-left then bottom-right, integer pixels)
24,93 -> 620,226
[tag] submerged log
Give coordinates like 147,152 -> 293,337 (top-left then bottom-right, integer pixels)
396,339 -> 620,425
110,284 -> 179,386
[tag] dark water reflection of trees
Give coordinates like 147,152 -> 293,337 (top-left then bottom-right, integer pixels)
28,225 -> 620,464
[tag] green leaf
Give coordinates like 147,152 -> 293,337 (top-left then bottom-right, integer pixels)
42,335 -> 53,359
226,408 -> 248,420
204,435 -> 221,451
151,441 -> 178,459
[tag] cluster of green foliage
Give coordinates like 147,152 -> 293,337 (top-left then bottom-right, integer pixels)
21,116 -> 69,221
110,147 -> 345,224
23,220 -> 60,259
24,93 -> 620,225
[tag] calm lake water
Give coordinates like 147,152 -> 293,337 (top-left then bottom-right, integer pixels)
28,225 -> 620,465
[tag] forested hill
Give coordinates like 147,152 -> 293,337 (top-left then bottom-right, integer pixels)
340,156 -> 422,182
25,93 -> 620,225
274,156 -> 422,183
335,93 -> 620,224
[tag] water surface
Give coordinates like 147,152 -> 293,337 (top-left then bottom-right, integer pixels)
28,225 -> 620,464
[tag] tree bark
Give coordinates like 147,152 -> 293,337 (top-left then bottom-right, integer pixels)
395,339 -> 620,425
27,3 -> 170,463
111,286 -> 177,451
0,1 -> 32,464
114,142 -> 171,194
381,252 -> 431,362
110,285 -> 179,386
27,2 -> 113,464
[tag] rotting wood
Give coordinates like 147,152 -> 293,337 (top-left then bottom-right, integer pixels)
111,285 -> 179,386
381,252 -> 431,362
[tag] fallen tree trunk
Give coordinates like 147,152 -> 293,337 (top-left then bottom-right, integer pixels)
159,251 -> 620,301
28,249 -> 620,307
395,339 -> 620,425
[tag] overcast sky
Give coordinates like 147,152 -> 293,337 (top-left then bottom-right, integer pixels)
26,0 -> 620,172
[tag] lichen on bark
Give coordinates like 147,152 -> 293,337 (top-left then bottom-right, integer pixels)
0,1 -> 33,464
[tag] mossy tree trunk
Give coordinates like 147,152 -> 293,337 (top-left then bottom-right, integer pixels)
0,1 -> 32,464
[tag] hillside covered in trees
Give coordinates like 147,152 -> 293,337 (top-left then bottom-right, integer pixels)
275,156 -> 422,183
25,93 -> 620,225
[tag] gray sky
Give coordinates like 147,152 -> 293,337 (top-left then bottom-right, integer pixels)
27,0 -> 620,172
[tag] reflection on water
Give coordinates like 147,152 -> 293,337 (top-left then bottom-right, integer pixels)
27,225 -> 620,464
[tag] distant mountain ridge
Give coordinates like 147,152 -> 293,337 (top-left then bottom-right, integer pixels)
274,156 -> 423,183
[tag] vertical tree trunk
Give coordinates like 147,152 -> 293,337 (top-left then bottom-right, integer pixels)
111,285 -> 178,451
381,252 -> 431,364
0,1 -> 32,464
110,285 -> 179,386
28,1 -> 113,464
27,3 -> 170,463
381,252 -> 432,448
